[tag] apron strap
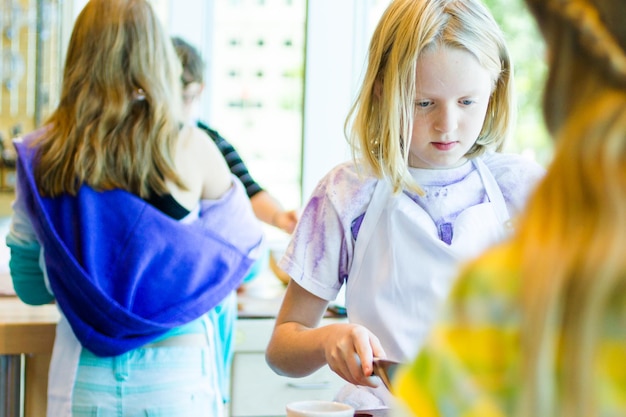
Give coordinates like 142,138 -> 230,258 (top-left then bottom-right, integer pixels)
348,177 -> 390,284
472,157 -> 511,226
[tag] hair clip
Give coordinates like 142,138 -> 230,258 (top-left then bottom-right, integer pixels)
133,88 -> 146,101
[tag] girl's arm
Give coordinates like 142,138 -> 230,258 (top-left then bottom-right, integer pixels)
6,176 -> 53,305
265,279 -> 385,388
250,190 -> 298,233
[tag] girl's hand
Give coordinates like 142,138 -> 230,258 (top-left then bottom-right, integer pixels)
266,281 -> 385,389
323,322 -> 386,388
273,209 -> 299,234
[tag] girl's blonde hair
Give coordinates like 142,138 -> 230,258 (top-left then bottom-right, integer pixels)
34,0 -> 184,198
345,0 -> 514,194
515,0 -> 626,415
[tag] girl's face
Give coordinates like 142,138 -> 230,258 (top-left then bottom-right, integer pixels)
181,81 -> 204,125
409,46 -> 494,169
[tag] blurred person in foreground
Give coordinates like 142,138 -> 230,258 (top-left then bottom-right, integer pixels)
394,0 -> 626,416
5,0 -> 263,415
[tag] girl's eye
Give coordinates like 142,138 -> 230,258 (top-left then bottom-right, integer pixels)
460,99 -> 475,105
415,101 -> 431,108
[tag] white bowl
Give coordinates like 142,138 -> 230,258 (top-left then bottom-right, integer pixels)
286,400 -> 354,417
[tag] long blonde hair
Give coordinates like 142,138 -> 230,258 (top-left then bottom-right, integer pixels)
34,0 -> 184,198
345,0 -> 514,194
517,0 -> 626,415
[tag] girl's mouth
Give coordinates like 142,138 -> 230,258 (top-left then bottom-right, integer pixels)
432,141 -> 457,151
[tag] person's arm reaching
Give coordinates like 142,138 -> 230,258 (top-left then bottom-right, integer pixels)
265,279 -> 385,388
251,191 -> 298,233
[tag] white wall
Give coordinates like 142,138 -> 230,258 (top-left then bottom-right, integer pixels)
300,0 -> 381,199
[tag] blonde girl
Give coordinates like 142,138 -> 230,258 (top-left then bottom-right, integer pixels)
266,0 -> 544,409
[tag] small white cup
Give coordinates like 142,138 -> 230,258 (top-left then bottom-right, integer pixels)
285,400 -> 354,417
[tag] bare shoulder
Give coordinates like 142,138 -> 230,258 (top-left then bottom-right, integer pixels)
183,126 -> 228,167
176,126 -> 231,200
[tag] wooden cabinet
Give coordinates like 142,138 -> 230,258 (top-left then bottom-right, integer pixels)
0,297 -> 59,417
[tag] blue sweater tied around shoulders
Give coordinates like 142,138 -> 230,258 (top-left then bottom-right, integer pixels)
14,133 -> 264,357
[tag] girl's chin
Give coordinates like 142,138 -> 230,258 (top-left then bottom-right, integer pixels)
409,156 -> 468,170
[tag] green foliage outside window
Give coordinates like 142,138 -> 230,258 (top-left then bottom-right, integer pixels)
483,0 -> 553,166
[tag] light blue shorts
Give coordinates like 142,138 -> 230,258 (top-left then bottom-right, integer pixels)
71,326 -> 222,416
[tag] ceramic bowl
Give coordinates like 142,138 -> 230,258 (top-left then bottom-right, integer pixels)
286,400 -> 354,417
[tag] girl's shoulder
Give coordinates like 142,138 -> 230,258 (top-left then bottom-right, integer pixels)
323,160 -> 377,185
299,160 -> 379,232
479,151 -> 546,213
175,126 -> 231,201
480,151 -> 546,181
179,125 -> 223,157
481,151 -> 546,190
314,160 -> 378,206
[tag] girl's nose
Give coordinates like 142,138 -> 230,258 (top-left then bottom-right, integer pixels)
433,106 -> 458,133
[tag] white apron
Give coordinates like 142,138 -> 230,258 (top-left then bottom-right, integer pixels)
345,158 -> 511,363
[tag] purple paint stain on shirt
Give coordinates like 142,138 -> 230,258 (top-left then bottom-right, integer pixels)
301,194 -> 335,282
439,222 -> 453,245
351,212 -> 366,241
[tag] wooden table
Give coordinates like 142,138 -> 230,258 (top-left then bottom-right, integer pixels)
0,297 -> 59,417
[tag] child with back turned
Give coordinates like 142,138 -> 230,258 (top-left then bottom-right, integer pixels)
5,0 -> 263,415
265,0 -> 545,410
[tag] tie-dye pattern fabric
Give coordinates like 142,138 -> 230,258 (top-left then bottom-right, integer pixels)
394,244 -> 626,417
